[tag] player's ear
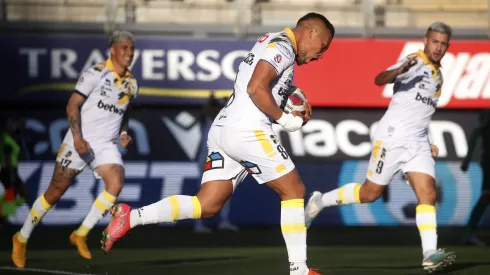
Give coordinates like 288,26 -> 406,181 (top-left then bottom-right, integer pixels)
309,28 -> 315,40
109,46 -> 116,57
423,36 -> 428,48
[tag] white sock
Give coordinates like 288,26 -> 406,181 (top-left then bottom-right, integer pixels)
130,195 -> 201,228
19,194 -> 52,242
74,190 -> 116,237
321,182 -> 361,207
281,199 -> 308,275
416,204 -> 438,257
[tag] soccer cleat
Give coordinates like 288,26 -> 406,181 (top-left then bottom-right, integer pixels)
308,268 -> 321,275
101,203 -> 131,254
305,191 -> 324,229
422,248 -> 456,273
70,232 -> 92,260
12,232 -> 27,268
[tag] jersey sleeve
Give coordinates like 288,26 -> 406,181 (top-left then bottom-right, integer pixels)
74,68 -> 99,98
260,41 -> 295,76
386,53 -> 417,83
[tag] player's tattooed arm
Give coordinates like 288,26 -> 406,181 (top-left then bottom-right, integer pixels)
66,92 -> 87,140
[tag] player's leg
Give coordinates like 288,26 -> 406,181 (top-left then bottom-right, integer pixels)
464,163 -> 489,246
68,163 -> 122,260
101,180 -> 234,253
266,169 -> 312,275
195,121 -> 214,233
101,126 -> 245,253
12,161 -> 78,268
70,145 -> 128,259
306,139 -> 400,228
229,128 -> 316,275
403,146 -> 456,272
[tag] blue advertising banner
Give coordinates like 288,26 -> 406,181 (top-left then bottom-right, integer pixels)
1,108 -> 488,226
0,34 -> 254,105
1,161 -> 486,227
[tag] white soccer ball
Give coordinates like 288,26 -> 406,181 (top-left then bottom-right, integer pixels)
284,86 -> 306,114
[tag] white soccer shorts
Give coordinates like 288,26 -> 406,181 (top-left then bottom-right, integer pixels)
366,138 -> 435,186
55,142 -> 123,177
200,125 -> 295,190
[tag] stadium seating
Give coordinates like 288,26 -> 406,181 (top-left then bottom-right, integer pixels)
2,0 -> 489,29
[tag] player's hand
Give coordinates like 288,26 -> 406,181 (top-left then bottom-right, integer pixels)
303,99 -> 312,122
74,138 -> 94,164
397,56 -> 417,74
460,161 -> 469,172
120,132 -> 133,148
430,144 -> 439,157
277,112 -> 303,132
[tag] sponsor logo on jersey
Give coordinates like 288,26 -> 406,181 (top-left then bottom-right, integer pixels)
415,92 -> 437,108
383,42 -> 490,108
274,54 -> 282,64
97,100 -> 125,115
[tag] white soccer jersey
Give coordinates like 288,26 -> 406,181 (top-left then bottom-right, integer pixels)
214,28 -> 297,130
374,50 -> 443,142
62,59 -> 138,148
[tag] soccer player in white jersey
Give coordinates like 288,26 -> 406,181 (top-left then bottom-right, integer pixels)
305,22 -> 456,273
101,13 -> 334,275
11,31 -> 138,268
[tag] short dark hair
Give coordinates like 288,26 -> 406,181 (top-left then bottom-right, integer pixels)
297,12 -> 335,38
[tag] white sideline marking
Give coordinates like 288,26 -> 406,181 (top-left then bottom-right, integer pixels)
0,266 -> 98,275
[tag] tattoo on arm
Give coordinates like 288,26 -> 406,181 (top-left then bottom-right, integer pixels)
67,102 -> 83,139
68,112 -> 82,139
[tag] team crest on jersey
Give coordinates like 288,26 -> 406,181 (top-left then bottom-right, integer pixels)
270,135 -> 279,144
240,161 -> 261,175
204,152 -> 224,171
274,54 -> 282,64
117,91 -> 131,105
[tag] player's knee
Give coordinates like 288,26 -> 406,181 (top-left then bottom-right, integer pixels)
359,181 -> 384,203
99,164 -> 125,196
200,203 -> 222,219
281,181 -> 305,201
419,187 -> 437,205
361,191 -> 381,203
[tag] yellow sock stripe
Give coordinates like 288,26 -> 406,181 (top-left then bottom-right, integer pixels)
418,224 -> 437,231
254,130 -> 275,158
29,208 -> 40,221
354,184 -> 361,203
102,190 -> 117,203
74,225 -> 90,237
416,204 -> 436,213
94,198 -> 111,212
169,196 -> 180,222
281,223 -> 307,233
191,196 -> 202,219
40,194 -> 52,209
281,199 -> 304,208
17,233 -> 28,243
337,187 -> 345,204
